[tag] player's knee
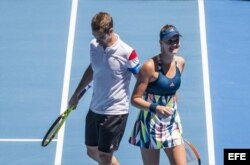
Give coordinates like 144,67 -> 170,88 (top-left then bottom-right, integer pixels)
86,149 -> 94,158
98,151 -> 109,158
86,146 -> 98,160
98,151 -> 112,162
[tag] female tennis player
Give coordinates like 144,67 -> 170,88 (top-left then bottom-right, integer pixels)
129,24 -> 186,165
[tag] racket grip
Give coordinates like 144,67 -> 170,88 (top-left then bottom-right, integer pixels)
78,84 -> 91,99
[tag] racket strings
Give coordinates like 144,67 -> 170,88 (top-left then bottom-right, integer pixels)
41,85 -> 91,147
41,117 -> 65,147
184,140 -> 201,165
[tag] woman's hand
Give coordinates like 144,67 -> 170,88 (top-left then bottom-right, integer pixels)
155,105 -> 173,117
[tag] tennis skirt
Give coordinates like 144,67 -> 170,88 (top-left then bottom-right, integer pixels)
129,94 -> 184,149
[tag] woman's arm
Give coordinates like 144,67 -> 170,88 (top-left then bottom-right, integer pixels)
131,60 -> 153,111
131,59 -> 173,117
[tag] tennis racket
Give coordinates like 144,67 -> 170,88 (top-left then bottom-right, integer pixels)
184,139 -> 201,165
41,84 -> 91,147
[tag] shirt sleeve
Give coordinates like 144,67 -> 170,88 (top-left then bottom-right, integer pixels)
127,50 -> 141,74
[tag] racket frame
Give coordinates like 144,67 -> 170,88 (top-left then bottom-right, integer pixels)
41,84 -> 91,147
41,105 -> 74,147
184,139 -> 201,165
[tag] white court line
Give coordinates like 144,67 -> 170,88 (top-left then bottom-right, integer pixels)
54,0 -> 79,165
0,139 -> 57,142
198,0 -> 216,164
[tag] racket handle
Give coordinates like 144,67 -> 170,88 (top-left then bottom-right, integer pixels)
78,84 -> 91,99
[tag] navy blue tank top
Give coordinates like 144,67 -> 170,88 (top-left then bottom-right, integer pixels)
146,57 -> 181,96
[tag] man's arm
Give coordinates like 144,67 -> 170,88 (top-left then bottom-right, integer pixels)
68,64 -> 93,108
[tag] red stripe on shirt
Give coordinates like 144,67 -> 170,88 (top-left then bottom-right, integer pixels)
128,50 -> 138,60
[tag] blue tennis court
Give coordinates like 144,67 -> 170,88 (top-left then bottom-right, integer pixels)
1,0 -> 250,165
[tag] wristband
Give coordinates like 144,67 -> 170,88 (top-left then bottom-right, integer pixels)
149,103 -> 157,113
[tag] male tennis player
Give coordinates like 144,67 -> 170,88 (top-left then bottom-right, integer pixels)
68,12 -> 140,165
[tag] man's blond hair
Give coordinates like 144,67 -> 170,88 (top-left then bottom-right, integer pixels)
91,12 -> 113,33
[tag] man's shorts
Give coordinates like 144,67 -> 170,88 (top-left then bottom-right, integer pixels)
85,110 -> 128,153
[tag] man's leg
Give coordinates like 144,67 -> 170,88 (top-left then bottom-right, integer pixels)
98,114 -> 128,165
85,111 -> 99,162
86,146 -> 119,165
98,150 -> 119,165
86,146 -> 99,162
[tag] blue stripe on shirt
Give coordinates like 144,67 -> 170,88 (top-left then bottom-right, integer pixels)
128,64 -> 141,74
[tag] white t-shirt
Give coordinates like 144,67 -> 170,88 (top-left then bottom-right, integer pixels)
89,34 -> 140,115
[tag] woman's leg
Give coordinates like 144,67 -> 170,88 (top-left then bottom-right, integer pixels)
140,148 -> 160,165
164,144 -> 186,165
